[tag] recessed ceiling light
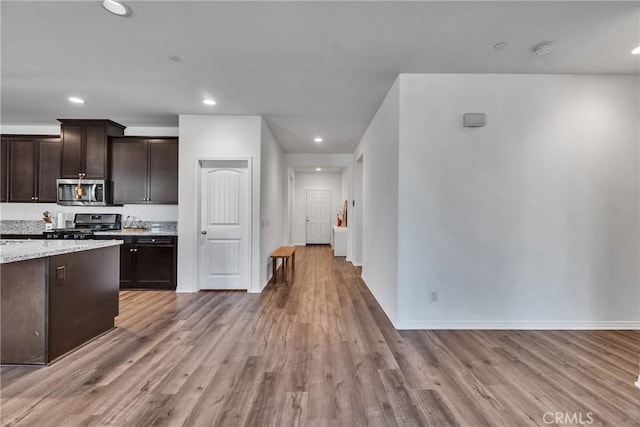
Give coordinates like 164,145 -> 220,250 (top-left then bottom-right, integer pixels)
314,137 -> 323,143
203,99 -> 216,106
532,42 -> 553,56
632,46 -> 640,55
68,97 -> 85,104
102,0 -> 131,17
316,168 -> 322,172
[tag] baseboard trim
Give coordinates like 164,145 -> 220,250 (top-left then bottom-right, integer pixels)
635,376 -> 640,390
351,261 -> 362,267
395,320 -> 640,330
249,279 -> 269,294
360,273 -> 397,328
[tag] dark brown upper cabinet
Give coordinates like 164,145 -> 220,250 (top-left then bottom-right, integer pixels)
59,119 -> 125,179
4,136 -> 61,203
1,139 -> 7,202
111,137 -> 178,205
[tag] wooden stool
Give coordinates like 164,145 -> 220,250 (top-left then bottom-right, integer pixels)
271,246 -> 296,283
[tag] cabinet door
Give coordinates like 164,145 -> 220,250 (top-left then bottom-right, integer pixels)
61,125 -> 83,178
119,243 -> 137,289
148,139 -> 178,204
1,139 -> 7,202
111,139 -> 148,204
37,138 -> 61,202
8,139 -> 36,202
135,244 -> 176,289
85,125 -> 108,178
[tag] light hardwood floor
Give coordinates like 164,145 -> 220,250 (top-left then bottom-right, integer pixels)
1,246 -> 639,426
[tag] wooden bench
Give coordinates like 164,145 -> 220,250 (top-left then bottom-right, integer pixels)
271,246 -> 296,283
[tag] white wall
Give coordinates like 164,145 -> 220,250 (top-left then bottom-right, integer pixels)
0,124 -> 179,137
292,172 -> 344,245
284,153 -> 352,168
260,120 -> 285,289
286,167 -> 295,245
353,78 -> 400,326
0,203 -> 177,222
396,74 -> 640,329
178,115 -> 262,293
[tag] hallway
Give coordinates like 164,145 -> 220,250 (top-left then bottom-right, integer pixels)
1,246 -> 639,426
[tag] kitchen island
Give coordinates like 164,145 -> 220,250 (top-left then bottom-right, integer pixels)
1,239 -> 123,365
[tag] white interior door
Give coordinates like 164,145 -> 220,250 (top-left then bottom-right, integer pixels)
306,190 -> 331,244
199,160 -> 250,290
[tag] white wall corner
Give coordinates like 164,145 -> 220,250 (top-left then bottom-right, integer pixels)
360,273 -> 397,328
250,280 -> 270,294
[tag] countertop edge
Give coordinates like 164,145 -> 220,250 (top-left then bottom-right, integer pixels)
0,240 -> 124,264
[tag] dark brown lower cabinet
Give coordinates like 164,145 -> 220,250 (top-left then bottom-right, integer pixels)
0,246 -> 120,365
119,242 -> 137,288
48,248 -> 119,362
97,235 -> 177,290
135,241 -> 175,289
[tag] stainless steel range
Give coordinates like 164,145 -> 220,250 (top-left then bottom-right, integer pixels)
44,213 -> 121,239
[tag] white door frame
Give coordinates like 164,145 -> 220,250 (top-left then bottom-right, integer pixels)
194,156 -> 253,292
353,154 -> 363,266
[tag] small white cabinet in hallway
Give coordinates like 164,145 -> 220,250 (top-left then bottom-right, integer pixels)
331,225 -> 348,256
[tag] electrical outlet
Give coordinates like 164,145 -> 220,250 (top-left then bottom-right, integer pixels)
430,290 -> 439,303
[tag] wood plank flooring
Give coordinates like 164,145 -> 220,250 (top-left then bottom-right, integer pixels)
1,245 -> 639,426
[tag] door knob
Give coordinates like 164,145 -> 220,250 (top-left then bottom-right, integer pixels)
201,230 -> 207,235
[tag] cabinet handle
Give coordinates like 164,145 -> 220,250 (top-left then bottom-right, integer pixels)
35,196 -> 38,200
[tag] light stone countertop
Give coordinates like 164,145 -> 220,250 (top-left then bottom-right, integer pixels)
1,221 -> 177,237
0,239 -> 124,264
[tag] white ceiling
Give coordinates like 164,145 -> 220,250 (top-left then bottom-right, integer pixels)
2,1 -> 639,153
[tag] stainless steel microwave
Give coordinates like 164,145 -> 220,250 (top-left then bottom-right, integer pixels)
57,179 -> 108,206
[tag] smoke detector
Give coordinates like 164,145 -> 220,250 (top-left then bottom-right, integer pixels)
532,42 -> 553,56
